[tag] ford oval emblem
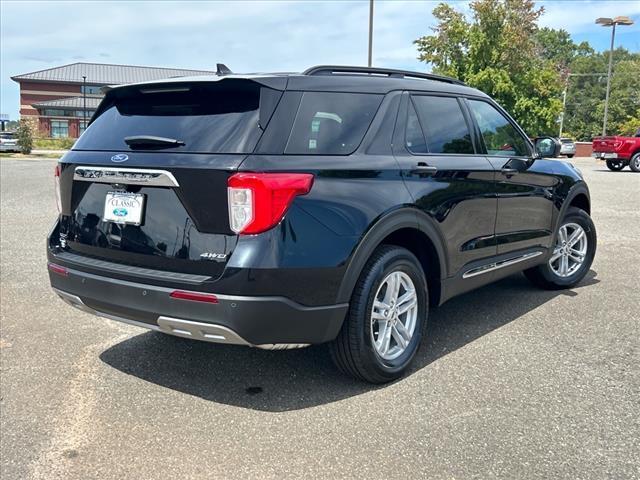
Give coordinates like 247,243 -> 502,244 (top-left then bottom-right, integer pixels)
111,154 -> 129,163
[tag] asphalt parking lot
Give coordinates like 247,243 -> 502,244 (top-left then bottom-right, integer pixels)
1,157 -> 638,479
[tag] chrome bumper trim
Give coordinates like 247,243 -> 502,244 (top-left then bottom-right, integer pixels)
462,251 -> 544,279
52,288 -> 309,350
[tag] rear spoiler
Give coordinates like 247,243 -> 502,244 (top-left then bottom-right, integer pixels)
92,76 -> 289,129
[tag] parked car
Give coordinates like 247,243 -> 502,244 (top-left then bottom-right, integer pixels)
0,132 -> 19,152
559,137 -> 576,158
592,134 -> 640,172
47,65 -> 597,383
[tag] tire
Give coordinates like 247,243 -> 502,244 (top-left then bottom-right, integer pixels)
606,159 -> 625,171
567,154 -> 574,158
630,152 -> 640,172
524,207 -> 596,290
329,245 -> 428,383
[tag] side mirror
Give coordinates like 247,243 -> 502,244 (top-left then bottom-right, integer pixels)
533,136 -> 561,158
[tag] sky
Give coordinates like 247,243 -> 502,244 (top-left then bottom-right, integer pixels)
1,0 -> 639,120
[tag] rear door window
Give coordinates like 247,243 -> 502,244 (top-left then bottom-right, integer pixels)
74,80 -> 276,154
284,92 -> 382,155
409,95 -> 474,154
467,99 -> 530,157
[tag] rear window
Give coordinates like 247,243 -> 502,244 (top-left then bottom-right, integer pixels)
285,92 -> 382,155
74,80 -> 278,154
0,132 -> 15,139
560,138 -> 573,143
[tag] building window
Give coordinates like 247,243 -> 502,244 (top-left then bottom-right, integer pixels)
81,85 -> 102,95
44,109 -> 66,116
51,120 -> 69,138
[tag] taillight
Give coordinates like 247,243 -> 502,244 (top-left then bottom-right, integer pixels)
54,164 -> 62,213
227,173 -> 314,234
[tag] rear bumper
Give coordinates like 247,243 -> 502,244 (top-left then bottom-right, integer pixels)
592,152 -> 621,159
49,263 -> 348,347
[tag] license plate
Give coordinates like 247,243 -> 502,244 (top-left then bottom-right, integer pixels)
603,153 -> 618,159
103,192 -> 145,225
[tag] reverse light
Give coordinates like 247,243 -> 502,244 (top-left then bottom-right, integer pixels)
54,164 -> 62,213
227,173 -> 314,234
170,290 -> 219,304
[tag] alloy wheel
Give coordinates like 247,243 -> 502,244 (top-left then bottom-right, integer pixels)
370,271 -> 418,361
549,222 -> 588,278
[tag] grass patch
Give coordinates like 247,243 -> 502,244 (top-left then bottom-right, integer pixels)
1,152 -> 63,159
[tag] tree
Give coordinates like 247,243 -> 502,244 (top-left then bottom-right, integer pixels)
415,0 -> 563,136
562,48 -> 639,140
16,119 -> 33,154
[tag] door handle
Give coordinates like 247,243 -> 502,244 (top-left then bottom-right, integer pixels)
501,167 -> 519,177
411,162 -> 438,175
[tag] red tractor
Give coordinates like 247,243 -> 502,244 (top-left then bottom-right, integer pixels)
592,132 -> 640,172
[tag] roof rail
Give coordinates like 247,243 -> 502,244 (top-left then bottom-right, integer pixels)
302,65 -> 466,86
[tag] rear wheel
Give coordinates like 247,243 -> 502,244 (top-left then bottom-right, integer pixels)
630,153 -> 640,172
567,154 -> 574,158
329,245 -> 427,383
606,159 -> 626,171
524,207 -> 596,290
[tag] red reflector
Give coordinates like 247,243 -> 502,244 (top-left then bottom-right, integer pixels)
48,263 -> 68,276
170,290 -> 219,304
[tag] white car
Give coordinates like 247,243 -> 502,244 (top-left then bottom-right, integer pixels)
0,132 -> 19,152
559,137 -> 576,158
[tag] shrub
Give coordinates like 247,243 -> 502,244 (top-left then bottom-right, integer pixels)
33,137 -> 76,150
16,119 -> 33,154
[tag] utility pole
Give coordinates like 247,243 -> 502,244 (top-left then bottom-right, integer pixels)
596,16 -> 634,136
368,0 -> 374,67
82,75 -> 87,136
558,73 -> 607,138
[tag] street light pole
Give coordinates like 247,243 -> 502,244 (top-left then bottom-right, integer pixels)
596,16 -> 634,136
368,0 -> 374,67
602,22 -> 616,136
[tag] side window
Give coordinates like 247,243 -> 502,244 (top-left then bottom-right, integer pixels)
285,92 -> 382,155
405,102 -> 427,153
468,100 -> 530,157
410,95 -> 474,154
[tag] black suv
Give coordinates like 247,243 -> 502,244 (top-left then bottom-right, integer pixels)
48,65 -> 596,383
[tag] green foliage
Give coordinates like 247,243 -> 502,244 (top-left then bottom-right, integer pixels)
16,119 -> 33,154
563,49 -> 639,140
414,0 -> 562,136
414,0 -> 639,140
33,137 -> 76,150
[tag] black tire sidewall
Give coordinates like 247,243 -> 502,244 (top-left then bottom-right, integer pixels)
606,159 -> 625,171
541,208 -> 596,287
630,153 -> 640,172
356,248 -> 428,378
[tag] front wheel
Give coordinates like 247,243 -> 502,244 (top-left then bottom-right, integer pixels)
524,207 -> 596,290
606,159 -> 626,171
329,245 -> 427,383
629,152 -> 640,172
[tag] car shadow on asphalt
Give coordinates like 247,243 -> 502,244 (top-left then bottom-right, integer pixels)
100,270 -> 599,412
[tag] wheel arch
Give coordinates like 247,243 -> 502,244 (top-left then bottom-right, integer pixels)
336,208 -> 447,306
554,183 -> 591,240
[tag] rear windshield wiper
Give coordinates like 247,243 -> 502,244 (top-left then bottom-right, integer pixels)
124,135 -> 185,149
